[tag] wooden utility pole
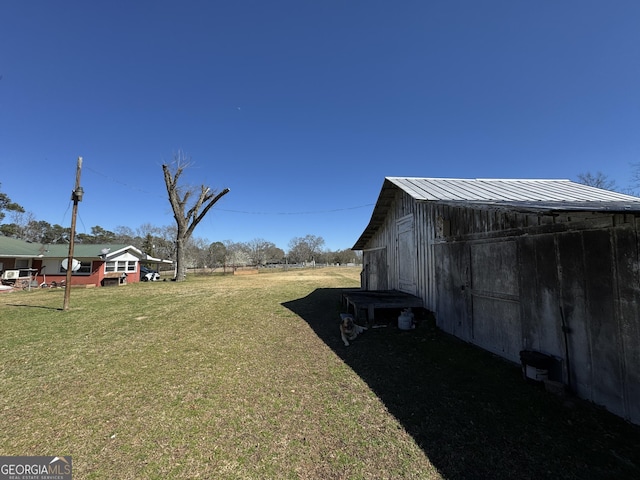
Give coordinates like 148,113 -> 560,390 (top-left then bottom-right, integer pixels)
63,157 -> 84,311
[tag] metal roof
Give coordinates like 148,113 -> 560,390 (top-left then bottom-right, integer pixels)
0,237 -> 144,259
386,177 -> 640,203
352,177 -> 640,250
0,236 -> 43,258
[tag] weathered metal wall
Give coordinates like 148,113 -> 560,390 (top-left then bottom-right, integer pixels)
361,190 -> 405,291
433,206 -> 640,424
361,191 -> 438,311
362,247 -> 388,290
414,201 -> 437,311
358,183 -> 640,423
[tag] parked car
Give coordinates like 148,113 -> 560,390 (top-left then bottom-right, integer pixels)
140,265 -> 160,281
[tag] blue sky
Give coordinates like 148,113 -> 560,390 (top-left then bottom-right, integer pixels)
1,1 -> 639,251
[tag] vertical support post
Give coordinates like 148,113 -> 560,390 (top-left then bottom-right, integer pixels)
63,157 -> 83,311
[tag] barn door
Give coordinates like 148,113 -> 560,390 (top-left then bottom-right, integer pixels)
435,242 -> 472,341
363,247 -> 388,291
397,215 -> 417,294
469,240 -> 522,362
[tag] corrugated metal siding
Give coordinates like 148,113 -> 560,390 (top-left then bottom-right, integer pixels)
355,176 -> 640,425
362,190 -> 404,291
353,177 -> 640,251
361,190 -> 438,311
415,202 -> 437,311
430,206 -> 640,424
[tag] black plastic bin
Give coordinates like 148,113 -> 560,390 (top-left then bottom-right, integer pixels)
520,350 -> 553,382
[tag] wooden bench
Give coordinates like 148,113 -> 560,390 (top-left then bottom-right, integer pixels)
342,289 -> 423,323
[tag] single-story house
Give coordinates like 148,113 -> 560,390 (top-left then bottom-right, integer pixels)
0,235 -> 172,288
353,177 -> 640,425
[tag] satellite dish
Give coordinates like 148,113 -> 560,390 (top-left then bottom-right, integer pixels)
61,258 -> 81,272
100,248 -> 110,255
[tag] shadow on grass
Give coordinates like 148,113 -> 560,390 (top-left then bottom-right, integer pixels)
4,303 -> 63,311
283,288 -> 640,480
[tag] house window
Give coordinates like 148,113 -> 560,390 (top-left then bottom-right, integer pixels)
105,260 -> 137,273
15,259 -> 29,269
78,261 -> 92,274
59,260 -> 92,275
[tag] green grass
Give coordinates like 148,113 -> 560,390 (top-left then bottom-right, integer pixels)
1,267 -> 639,479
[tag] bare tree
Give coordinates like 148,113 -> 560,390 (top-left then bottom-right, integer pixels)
162,153 -> 230,281
576,171 -> 616,191
246,238 -> 282,266
113,225 -> 136,245
223,240 -> 251,269
7,210 -> 35,240
0,183 -> 24,222
329,248 -> 360,265
154,225 -> 178,262
136,222 -> 162,239
189,236 -> 210,269
287,234 -> 325,264
632,163 -> 640,194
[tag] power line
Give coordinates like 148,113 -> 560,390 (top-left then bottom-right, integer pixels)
86,165 -> 157,196
215,204 -> 374,215
86,165 -> 374,216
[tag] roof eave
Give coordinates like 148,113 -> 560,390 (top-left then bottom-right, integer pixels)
352,178 -> 399,250
142,255 -> 174,264
431,199 -> 640,214
105,245 -> 144,258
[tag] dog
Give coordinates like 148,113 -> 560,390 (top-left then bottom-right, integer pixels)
340,314 -> 367,346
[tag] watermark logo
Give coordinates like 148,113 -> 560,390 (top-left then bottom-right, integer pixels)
0,456 -> 72,480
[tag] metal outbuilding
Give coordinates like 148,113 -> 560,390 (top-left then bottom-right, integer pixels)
353,177 -> 640,425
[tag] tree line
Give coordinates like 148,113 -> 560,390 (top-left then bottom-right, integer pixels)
0,184 -> 361,268
3,164 -> 637,273
5,165 -> 637,271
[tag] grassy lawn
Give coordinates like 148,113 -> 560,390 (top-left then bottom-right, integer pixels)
1,267 -> 639,479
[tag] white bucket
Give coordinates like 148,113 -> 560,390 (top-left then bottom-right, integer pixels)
398,310 -> 414,330
524,364 -> 549,382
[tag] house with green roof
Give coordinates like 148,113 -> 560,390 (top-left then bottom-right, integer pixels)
0,236 -> 172,288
